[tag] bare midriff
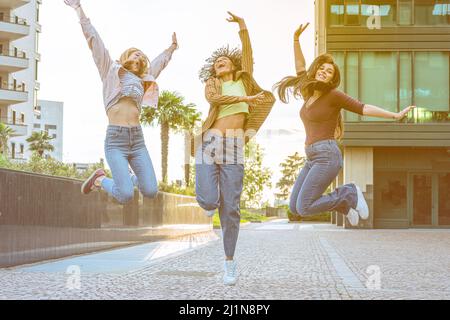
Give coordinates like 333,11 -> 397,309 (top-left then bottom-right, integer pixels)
211,113 -> 247,136
107,97 -> 140,127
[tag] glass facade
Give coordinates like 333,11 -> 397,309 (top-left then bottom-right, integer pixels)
362,0 -> 397,26
330,51 -> 450,122
328,0 -> 450,26
414,52 -> 449,112
361,52 -> 398,121
399,0 -> 413,25
415,0 -> 450,25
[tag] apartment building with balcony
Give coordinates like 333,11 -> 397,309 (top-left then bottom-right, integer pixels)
315,0 -> 450,228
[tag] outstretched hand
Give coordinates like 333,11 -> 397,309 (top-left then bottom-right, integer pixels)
226,11 -> 244,24
64,0 -> 81,9
245,92 -> 266,104
294,23 -> 310,40
395,105 -> 416,120
171,32 -> 179,49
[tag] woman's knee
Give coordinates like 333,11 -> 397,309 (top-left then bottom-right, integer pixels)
196,194 -> 219,211
141,185 -> 158,199
116,188 -> 135,204
296,201 -> 314,217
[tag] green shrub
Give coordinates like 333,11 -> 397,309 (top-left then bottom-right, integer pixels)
212,208 -> 267,229
158,181 -> 195,196
287,207 -> 331,222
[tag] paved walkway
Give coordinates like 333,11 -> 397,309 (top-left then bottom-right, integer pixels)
1,220 -> 450,300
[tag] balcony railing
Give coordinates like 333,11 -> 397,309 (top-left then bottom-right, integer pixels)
0,116 -> 25,126
346,108 -> 450,124
404,108 -> 450,124
0,81 -> 27,92
0,48 -> 27,59
0,14 -> 28,26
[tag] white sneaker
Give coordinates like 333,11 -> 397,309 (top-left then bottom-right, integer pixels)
346,208 -> 359,227
205,210 -> 216,217
223,260 -> 238,286
354,185 -> 369,220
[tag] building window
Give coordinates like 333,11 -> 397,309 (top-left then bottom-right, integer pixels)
33,123 -> 41,129
414,52 -> 449,112
20,144 -> 24,154
329,0 -> 345,25
331,50 -> 450,123
361,52 -> 398,121
11,142 -> 15,159
45,125 -> 57,131
415,0 -> 450,25
361,0 -> 397,26
333,51 -> 346,91
52,134 -> 57,139
345,0 -> 361,25
399,52 -> 413,109
345,52 -> 360,121
399,0 -> 413,25
328,0 -> 450,26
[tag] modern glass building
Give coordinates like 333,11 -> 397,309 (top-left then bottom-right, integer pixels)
315,0 -> 450,228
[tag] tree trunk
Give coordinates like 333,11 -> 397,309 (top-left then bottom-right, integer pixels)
184,131 -> 191,187
161,121 -> 169,184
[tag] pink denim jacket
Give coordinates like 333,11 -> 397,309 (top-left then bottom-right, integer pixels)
79,17 -> 174,112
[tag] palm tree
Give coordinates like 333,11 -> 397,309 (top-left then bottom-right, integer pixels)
181,104 -> 201,187
141,90 -> 197,184
26,131 -> 55,157
0,123 -> 15,156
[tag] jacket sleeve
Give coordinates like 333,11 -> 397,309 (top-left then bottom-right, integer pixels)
79,17 -> 113,80
239,29 -> 253,75
150,48 -> 174,79
205,78 -> 243,107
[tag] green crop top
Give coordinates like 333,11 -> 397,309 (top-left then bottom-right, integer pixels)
216,79 -> 249,120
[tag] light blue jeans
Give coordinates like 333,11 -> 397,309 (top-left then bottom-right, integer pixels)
195,132 -> 245,258
290,139 -> 357,216
102,125 -> 158,204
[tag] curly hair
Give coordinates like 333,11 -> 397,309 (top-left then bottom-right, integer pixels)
199,46 -> 242,83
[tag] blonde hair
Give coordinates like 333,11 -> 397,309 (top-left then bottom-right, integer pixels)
119,48 -> 150,78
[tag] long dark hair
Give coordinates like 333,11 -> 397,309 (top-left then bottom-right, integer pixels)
274,53 -> 344,140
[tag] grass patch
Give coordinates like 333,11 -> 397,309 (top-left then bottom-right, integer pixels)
288,210 -> 331,222
212,209 -> 268,228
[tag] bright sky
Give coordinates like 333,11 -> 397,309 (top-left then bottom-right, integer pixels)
38,0 -> 316,203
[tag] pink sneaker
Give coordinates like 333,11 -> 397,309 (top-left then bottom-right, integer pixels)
81,169 -> 105,194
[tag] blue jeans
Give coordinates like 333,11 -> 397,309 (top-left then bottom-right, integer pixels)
290,139 -> 357,216
195,132 -> 244,258
102,125 -> 158,204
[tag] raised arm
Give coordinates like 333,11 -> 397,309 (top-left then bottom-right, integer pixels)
227,12 -> 253,75
294,23 -> 309,75
150,33 -> 178,79
64,0 -> 113,80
